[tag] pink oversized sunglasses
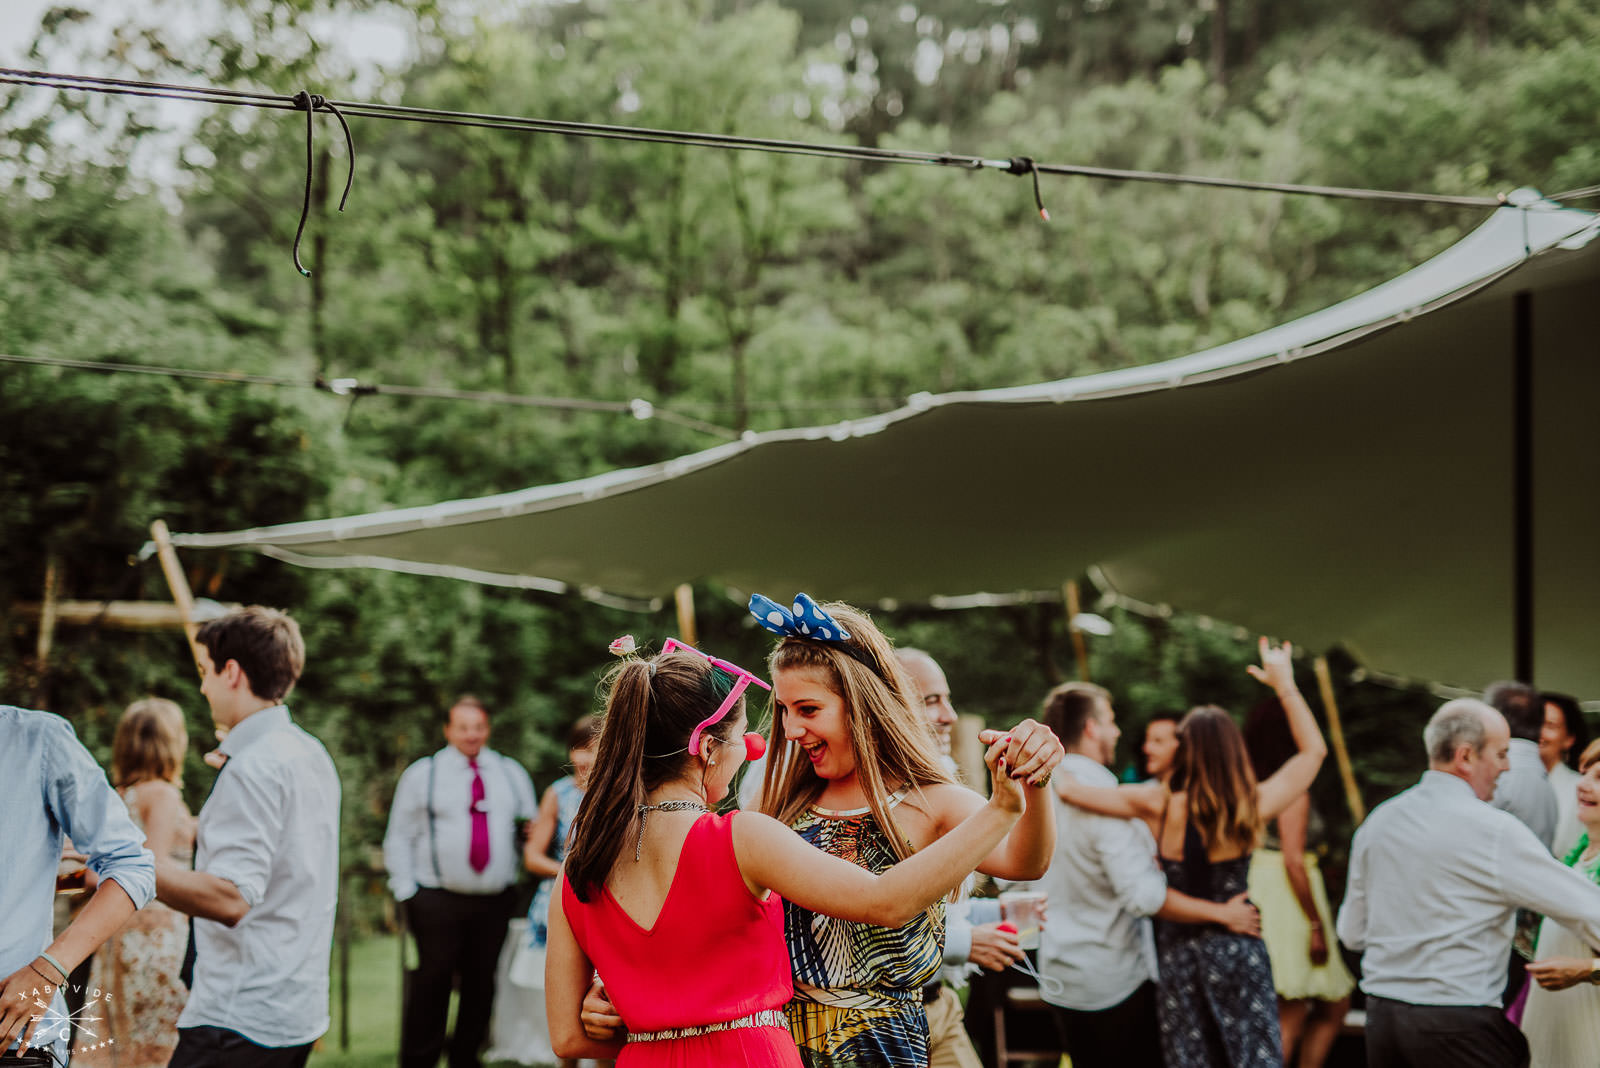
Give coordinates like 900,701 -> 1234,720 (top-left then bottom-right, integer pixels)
660,638 -> 771,762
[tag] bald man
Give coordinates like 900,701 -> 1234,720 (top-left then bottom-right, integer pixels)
896,649 -> 1024,1068
1338,698 -> 1600,1067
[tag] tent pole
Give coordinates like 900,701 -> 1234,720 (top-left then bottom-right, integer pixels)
33,551 -> 61,708
675,583 -> 697,647
1313,656 -> 1366,826
1062,580 -> 1090,681
150,519 -> 203,671
1513,291 -> 1533,683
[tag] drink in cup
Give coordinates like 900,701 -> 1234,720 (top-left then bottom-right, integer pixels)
56,851 -> 89,895
999,889 -> 1047,950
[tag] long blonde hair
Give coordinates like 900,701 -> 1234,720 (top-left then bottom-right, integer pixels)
758,602 -> 952,861
112,698 -> 189,788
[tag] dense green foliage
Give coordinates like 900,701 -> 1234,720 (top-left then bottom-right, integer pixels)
5,0 -> 1598,906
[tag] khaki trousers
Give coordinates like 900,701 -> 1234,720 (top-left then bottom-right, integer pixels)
926,985 -> 984,1068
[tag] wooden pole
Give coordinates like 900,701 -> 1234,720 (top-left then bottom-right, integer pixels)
34,551 -> 61,708
13,600 -> 241,630
150,519 -> 204,670
1313,656 -> 1367,826
674,583 -> 697,646
1062,579 -> 1090,681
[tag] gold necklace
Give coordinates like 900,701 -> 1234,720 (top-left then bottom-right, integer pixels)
634,799 -> 708,861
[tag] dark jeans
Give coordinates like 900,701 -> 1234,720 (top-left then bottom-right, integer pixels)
167,1027 -> 313,1068
400,887 -> 515,1068
1046,981 -> 1163,1068
1366,995 -> 1530,1068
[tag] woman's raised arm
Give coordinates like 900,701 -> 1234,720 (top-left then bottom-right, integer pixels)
1251,639 -> 1328,823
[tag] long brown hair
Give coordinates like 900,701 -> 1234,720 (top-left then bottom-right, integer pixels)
563,648 -> 745,902
112,698 -> 188,788
1177,705 -> 1260,855
758,602 -> 953,862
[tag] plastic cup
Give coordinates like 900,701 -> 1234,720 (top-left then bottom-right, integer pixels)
998,890 -> 1047,950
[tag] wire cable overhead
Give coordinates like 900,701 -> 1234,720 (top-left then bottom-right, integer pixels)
0,66 -> 1509,210
0,352 -> 740,439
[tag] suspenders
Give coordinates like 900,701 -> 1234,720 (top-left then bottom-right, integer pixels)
425,754 -> 443,883
422,751 -> 518,883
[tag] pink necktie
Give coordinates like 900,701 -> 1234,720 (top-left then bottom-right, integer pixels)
468,758 -> 489,873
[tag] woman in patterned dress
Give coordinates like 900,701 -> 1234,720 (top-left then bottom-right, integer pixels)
752,596 -> 1066,1068
85,699 -> 196,1068
1055,639 -> 1327,1068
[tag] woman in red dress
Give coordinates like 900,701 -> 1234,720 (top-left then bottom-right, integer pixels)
545,638 -> 1026,1065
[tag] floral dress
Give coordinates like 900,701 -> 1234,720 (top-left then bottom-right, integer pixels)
784,790 -> 945,1068
1156,823 -> 1283,1067
81,784 -> 194,1068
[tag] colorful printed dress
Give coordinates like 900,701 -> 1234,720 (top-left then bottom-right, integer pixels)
785,790 -> 945,1068
562,811 -> 801,1067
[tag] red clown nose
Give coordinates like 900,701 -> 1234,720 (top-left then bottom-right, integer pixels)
743,732 -> 767,761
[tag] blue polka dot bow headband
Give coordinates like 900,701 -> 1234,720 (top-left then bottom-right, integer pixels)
749,593 -> 852,642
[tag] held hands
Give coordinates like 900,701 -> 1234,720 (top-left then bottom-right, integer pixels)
979,730 -> 1027,814
1218,892 -> 1262,937
1246,637 -> 1297,696
581,976 -> 624,1041
1527,956 -> 1597,991
967,922 -> 1026,971
980,719 -> 1065,789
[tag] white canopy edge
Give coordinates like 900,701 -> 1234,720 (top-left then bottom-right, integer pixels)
163,193 -> 1600,612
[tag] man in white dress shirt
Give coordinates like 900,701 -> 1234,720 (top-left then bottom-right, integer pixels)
384,697 -> 537,1068
1336,697 -> 1600,1068
156,606 -> 342,1068
1037,683 -> 1261,1068
895,649 -> 1023,1068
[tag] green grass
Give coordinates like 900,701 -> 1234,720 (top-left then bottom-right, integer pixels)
308,932 -> 560,1068
309,932 -> 404,1068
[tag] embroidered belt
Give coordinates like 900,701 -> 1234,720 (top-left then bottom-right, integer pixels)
625,1008 -> 787,1043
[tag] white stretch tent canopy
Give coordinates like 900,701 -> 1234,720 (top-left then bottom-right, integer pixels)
170,193 -> 1600,694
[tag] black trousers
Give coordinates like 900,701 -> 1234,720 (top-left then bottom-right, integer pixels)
1365,995 -> 1530,1068
167,1026 -> 313,1068
1046,980 -> 1163,1068
400,886 -> 515,1068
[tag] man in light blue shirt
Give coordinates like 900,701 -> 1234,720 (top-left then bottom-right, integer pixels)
0,706 -> 156,1058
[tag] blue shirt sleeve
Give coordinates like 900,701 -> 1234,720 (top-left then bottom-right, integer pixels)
44,716 -> 156,909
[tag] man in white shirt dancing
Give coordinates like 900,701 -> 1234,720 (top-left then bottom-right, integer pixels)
1037,683 -> 1260,1068
156,606 -> 342,1068
1337,697 -> 1600,1068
